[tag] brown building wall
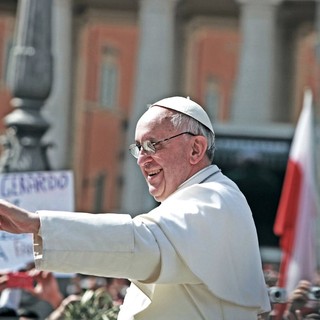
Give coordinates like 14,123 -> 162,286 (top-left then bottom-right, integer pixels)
294,29 -> 320,121
0,15 -> 14,134
185,22 -> 240,122
0,6 -> 318,219
73,21 -> 138,212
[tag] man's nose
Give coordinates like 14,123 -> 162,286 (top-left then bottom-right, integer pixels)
137,150 -> 152,166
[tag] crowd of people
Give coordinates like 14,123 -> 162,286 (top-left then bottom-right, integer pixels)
0,263 -> 319,319
261,265 -> 320,320
0,263 -> 130,319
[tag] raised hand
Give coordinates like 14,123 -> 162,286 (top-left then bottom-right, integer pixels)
25,270 -> 64,309
0,199 -> 40,234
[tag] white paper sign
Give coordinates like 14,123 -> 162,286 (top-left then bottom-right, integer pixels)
0,170 -> 74,271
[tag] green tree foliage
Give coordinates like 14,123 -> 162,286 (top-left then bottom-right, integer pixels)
62,288 -> 120,320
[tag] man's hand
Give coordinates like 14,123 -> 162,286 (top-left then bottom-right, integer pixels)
288,280 -> 311,311
0,199 -> 40,234
25,270 -> 64,309
0,274 -> 9,292
284,280 -> 312,319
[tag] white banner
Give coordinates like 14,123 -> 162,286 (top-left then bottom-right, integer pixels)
0,170 -> 74,271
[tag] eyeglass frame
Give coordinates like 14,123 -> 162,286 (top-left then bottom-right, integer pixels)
129,131 -> 196,158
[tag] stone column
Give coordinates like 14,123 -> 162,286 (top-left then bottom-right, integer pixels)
42,0 -> 72,170
232,0 -> 283,124
121,0 -> 180,216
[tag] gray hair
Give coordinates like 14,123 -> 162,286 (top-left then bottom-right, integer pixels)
170,112 -> 215,163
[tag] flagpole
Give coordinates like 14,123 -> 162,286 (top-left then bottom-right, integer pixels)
315,2 -> 320,269
306,90 -> 320,269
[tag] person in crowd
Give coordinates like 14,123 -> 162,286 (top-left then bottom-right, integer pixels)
0,96 -> 270,319
283,280 -> 320,320
0,270 -> 125,319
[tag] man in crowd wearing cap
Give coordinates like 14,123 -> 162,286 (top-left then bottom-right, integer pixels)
0,96 -> 270,319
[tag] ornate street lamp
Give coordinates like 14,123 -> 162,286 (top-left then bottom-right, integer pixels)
0,0 -> 53,172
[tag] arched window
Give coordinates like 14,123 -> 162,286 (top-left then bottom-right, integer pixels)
2,38 -> 13,84
205,75 -> 220,122
100,46 -> 119,109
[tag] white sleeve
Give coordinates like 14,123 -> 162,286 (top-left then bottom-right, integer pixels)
33,211 -> 160,282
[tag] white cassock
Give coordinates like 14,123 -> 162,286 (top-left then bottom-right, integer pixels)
33,165 -> 271,319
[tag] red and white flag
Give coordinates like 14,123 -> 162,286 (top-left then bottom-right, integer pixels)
274,90 -> 319,296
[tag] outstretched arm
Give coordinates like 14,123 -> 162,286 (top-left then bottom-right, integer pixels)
0,199 -> 40,234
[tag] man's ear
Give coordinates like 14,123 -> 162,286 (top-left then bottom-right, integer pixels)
189,136 -> 207,164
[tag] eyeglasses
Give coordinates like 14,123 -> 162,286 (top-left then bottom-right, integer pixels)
129,131 -> 196,158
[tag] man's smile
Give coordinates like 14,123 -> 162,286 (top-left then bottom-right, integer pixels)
148,169 -> 162,177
